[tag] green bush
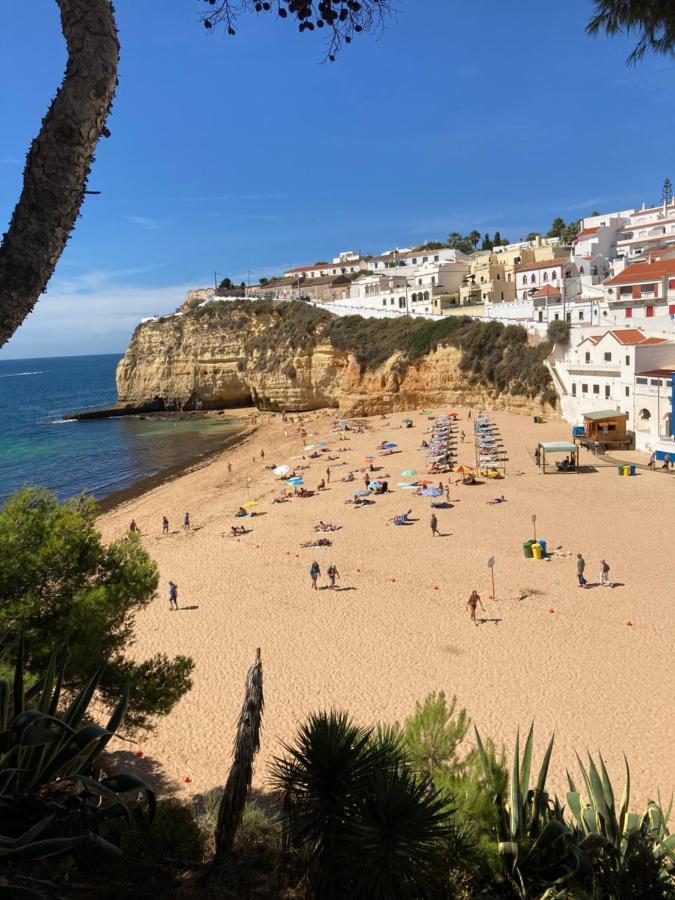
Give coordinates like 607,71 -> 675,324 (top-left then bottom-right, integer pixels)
126,799 -> 205,862
0,488 -> 194,731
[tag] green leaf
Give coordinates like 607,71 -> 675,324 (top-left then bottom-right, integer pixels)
100,773 -> 156,822
520,722 -> 533,804
566,791 -> 585,831
0,680 -> 9,731
14,815 -> 54,848
63,661 -> 106,729
618,753 -> 630,838
37,647 -> 57,714
75,685 -> 129,776
510,728 -> 522,840
532,732 -> 555,830
473,726 -> 494,785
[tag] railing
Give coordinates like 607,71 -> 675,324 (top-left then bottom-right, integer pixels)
565,361 -> 621,372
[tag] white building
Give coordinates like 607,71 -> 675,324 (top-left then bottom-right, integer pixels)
549,328 -> 675,451
369,246 -> 468,271
346,259 -> 470,316
284,254 -> 368,280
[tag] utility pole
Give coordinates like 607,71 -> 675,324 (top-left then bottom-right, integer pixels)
214,270 -> 218,291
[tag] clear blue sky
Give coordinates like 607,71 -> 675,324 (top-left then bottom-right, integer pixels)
2,0 -> 674,358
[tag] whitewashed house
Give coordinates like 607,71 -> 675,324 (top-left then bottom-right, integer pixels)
549,328 -> 675,451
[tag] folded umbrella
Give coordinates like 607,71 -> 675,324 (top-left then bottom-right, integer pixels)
274,465 -> 290,475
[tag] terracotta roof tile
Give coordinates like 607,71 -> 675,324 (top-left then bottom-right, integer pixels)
605,258 -> 675,285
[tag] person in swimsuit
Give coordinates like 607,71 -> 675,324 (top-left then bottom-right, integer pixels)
327,564 -> 340,589
310,561 -> 321,590
466,589 -> 484,625
162,516 -> 169,534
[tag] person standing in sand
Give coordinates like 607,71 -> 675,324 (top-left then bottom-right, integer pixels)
467,590 -> 484,625
327,564 -> 340,589
168,581 -> 178,610
227,462 -> 232,475
310,561 -> 321,590
183,512 -> 190,530
576,553 -> 587,588
600,559 -> 612,587
162,516 -> 169,535
430,513 -> 439,537
129,519 -> 139,534
326,467 -> 331,484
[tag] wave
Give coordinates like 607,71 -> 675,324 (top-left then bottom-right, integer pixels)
49,418 -> 77,425
0,370 -> 45,378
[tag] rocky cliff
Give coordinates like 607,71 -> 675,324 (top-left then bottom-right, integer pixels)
116,300 -> 552,416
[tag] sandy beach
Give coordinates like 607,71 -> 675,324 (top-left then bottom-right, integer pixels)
98,406 -> 674,809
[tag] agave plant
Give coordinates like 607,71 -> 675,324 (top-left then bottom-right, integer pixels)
0,638 -> 155,868
474,724 -> 591,895
566,752 -> 675,881
271,709 -> 459,899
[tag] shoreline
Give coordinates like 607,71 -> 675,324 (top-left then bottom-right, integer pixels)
96,407 -> 262,514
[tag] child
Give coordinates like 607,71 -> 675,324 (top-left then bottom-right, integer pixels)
327,564 -> 340,589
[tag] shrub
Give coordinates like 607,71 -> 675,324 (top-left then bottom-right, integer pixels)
125,799 -> 205,862
0,488 -> 194,730
547,319 -> 571,346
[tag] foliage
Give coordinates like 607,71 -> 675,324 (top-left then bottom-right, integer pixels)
201,0 -> 393,61
396,691 -> 470,781
587,0 -> 675,63
0,639 -> 155,877
448,232 -> 476,255
547,319 -> 571,347
217,276 -> 233,292
547,217 -> 580,245
270,709 -> 463,899
214,648 -> 264,858
566,752 -> 675,893
0,488 -> 194,730
121,798 -> 205,862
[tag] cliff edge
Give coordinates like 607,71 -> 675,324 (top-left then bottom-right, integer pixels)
116,300 -> 555,416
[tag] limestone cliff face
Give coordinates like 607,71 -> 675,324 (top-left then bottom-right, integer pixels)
116,302 -> 545,416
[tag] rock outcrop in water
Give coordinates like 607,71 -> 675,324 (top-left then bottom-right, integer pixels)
116,300 -> 552,416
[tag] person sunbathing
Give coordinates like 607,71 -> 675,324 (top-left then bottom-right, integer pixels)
343,471 -> 355,482
391,509 -> 413,525
315,521 -> 341,532
317,479 -> 326,491
235,507 -> 248,518
487,495 -> 507,504
230,525 -> 248,536
301,537 -> 332,548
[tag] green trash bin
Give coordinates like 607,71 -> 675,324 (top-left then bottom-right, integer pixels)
522,540 -> 535,559
618,466 -> 624,476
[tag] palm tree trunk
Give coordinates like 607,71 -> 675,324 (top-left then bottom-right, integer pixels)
0,0 -> 119,346
213,648 -> 264,860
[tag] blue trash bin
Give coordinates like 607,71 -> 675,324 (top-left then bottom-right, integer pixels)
537,540 -> 547,558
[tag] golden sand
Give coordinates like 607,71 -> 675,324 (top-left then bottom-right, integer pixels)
98,407 -> 674,807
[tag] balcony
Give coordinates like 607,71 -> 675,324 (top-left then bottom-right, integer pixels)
566,361 -> 621,374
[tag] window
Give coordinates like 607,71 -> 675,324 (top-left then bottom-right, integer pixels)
399,297 -> 405,308
382,299 -> 387,307
593,385 -> 600,395
636,377 -> 648,384
605,385 -> 610,399
522,276 -> 527,285
639,408 -> 651,420
531,274 -> 536,284
572,383 -> 577,396
538,310 -> 543,322
434,255 -> 439,262
422,256 -> 428,263
412,258 -> 417,265
625,307 -> 633,318
604,352 -> 612,362
496,272 -> 501,280
625,355 -> 630,365
625,386 -> 630,397
650,378 -> 660,386
554,313 -> 560,320
431,276 -> 436,285
646,306 -> 654,317
579,312 -> 584,321
543,272 -> 548,282
507,273 -> 512,281
669,304 -> 675,315
585,352 -> 591,363
417,279 -> 422,286
523,291 -> 528,299
390,297 -> 395,305
582,383 -> 588,393
423,291 -> 430,301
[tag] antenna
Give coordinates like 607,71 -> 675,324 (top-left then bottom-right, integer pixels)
662,177 -> 672,209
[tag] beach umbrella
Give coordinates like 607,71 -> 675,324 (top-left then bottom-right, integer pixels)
274,465 -> 290,475
383,442 -> 397,449
288,477 -> 303,485
353,488 -> 369,496
242,500 -> 257,509
422,487 -> 444,497
401,418 -> 413,425
316,441 -> 328,447
368,481 -> 382,489
304,444 -> 315,451
417,479 -> 432,485
364,455 -> 375,460
401,469 -> 416,476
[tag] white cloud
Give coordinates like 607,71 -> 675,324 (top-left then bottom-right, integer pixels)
0,270 -> 200,359
125,215 -> 166,230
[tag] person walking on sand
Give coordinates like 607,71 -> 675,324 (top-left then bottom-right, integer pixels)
162,516 -> 169,535
327,563 -> 340,589
168,580 -> 178,610
364,473 -> 370,489
600,559 -> 612,587
129,519 -> 139,533
309,561 -> 321,590
227,461 -> 232,475
260,449 -> 265,459
467,589 -> 484,625
468,410 -> 472,420
430,513 -> 439,537
576,553 -> 587,588
460,430 -> 465,443
326,467 -> 331,484
183,512 -> 190,530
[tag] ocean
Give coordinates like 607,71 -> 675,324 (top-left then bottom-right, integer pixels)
0,354 -> 243,504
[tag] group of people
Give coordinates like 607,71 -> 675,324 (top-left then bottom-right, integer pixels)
309,561 -> 340,590
576,554 -> 612,588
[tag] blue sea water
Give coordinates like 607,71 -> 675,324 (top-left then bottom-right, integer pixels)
0,354 -> 242,503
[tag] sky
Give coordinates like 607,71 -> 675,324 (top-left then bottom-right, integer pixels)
2,0 -> 675,358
